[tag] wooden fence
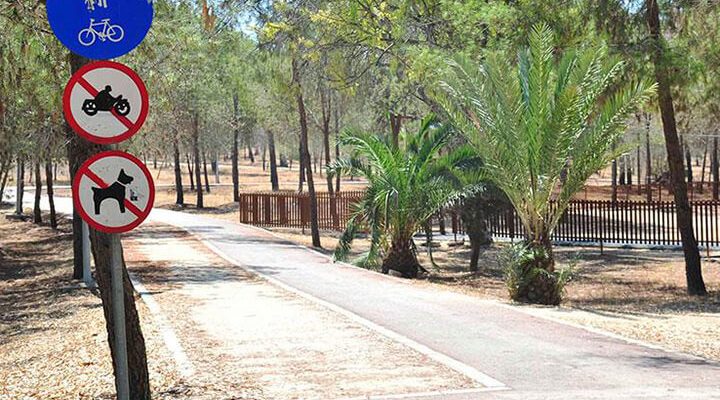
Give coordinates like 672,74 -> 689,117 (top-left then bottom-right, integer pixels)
239,191 -> 720,248
238,191 -> 364,230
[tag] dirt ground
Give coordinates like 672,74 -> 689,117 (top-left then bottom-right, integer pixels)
0,207 -> 256,400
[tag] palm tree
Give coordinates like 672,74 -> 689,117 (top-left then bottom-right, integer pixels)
328,116 -> 474,278
436,24 -> 655,304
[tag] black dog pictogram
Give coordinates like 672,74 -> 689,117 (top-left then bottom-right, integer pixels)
92,169 -> 134,215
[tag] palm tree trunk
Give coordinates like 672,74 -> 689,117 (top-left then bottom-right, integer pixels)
647,0 -> 706,295
381,238 -> 420,278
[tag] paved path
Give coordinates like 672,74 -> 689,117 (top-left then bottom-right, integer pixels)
12,194 -> 720,399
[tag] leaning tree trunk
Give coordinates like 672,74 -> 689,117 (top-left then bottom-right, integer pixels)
66,53 -> 150,399
202,151 -> 210,194
33,161 -> 42,224
45,160 -> 57,229
193,113 -> 203,209
381,238 -> 421,278
647,0 -> 706,295
293,58 -> 321,247
232,94 -> 240,202
173,134 -> 184,206
267,129 -> 279,192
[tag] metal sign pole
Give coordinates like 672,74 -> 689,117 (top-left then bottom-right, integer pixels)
110,234 -> 129,400
82,221 -> 95,288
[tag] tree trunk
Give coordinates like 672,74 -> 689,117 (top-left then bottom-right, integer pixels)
15,157 -> 24,216
297,135 -> 306,192
637,131 -> 642,195
193,113 -> 204,209
686,145 -> 693,184
65,53 -> 151,399
247,144 -> 255,163
33,161 -> 42,224
381,238 -> 420,278
232,94 -> 240,202
0,164 -> 10,204
389,114 -> 401,149
713,137 -> 719,200
186,154 -> 195,191
700,140 -> 708,194
611,156 -> 618,203
646,116 -> 653,202
45,160 -> 57,229
334,102 -> 341,193
647,0 -> 706,296
267,129 -> 279,192
320,86 -> 338,226
292,58 -> 321,247
202,151 -> 210,194
173,135 -> 184,206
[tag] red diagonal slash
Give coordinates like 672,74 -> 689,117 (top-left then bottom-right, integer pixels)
83,168 -> 144,217
77,77 -> 135,131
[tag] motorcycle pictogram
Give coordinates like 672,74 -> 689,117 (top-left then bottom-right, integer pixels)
82,85 -> 131,116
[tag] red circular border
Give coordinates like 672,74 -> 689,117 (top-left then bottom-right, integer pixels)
73,151 -> 155,234
63,61 -> 149,145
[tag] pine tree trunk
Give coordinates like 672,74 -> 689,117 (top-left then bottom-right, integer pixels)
247,144 -> 255,163
186,154 -> 195,192
713,137 -> 719,200
66,52 -> 151,399
267,129 -> 279,192
334,103 -> 341,193
611,156 -> 618,203
647,0 -> 706,296
193,113 -> 204,209
0,163 -> 9,204
45,161 -> 57,229
202,151 -> 210,194
232,94 -> 240,201
15,157 -> 24,216
700,140 -> 708,194
646,115 -> 653,202
33,161 -> 42,224
173,135 -> 184,206
293,58 -> 321,247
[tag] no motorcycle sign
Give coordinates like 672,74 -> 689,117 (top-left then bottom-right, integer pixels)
73,151 -> 155,234
64,61 -> 149,145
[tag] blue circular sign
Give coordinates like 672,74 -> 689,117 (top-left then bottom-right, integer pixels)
47,0 -> 153,60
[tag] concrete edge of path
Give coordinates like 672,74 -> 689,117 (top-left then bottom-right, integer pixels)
176,224 -> 509,390
233,221 -> 720,366
130,273 -> 196,379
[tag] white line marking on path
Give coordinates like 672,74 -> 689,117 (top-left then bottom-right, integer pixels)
130,274 -> 196,378
182,228 -> 508,390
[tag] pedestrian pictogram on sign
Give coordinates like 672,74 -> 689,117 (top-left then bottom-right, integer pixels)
73,151 -> 155,234
46,0 -> 154,60
64,61 -> 149,145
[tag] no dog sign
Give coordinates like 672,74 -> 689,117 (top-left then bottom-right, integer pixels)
64,61 -> 149,145
73,151 -> 155,233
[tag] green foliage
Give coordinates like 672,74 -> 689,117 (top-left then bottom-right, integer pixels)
328,115 -> 471,268
436,24 -> 656,246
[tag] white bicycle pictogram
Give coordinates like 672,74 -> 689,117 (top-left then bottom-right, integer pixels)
78,19 -> 125,46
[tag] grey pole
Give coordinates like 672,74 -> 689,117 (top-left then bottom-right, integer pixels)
82,221 -> 95,288
110,234 -> 129,400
